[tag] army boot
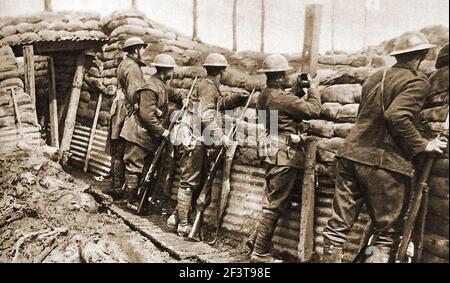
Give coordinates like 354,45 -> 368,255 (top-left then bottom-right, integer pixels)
252,211 -> 279,258
250,251 -> 283,263
176,188 -> 193,237
323,244 -> 344,263
167,209 -> 179,232
245,228 -> 258,252
124,174 -> 140,211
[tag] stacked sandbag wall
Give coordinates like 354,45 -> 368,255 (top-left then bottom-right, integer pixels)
0,12 -> 106,47
0,46 -> 40,150
418,65 -> 449,263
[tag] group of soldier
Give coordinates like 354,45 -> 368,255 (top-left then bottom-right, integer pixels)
103,32 -> 448,263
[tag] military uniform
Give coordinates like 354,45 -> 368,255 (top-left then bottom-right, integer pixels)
176,77 -> 246,233
120,75 -> 184,200
323,63 -> 432,262
253,82 -> 321,256
108,55 -> 145,190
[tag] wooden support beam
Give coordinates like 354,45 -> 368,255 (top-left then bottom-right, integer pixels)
23,45 -> 36,113
84,93 -> 102,172
59,54 -> 86,162
44,0 -> 52,12
131,0 -> 137,10
58,88 -> 72,140
301,4 -> 323,78
260,0 -> 265,53
232,0 -> 238,52
47,56 -> 59,148
298,137 -> 320,262
192,0 -> 198,40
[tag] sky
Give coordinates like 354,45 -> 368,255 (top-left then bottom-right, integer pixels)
0,0 -> 449,54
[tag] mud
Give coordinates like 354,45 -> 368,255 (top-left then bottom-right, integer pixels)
0,146 -> 178,263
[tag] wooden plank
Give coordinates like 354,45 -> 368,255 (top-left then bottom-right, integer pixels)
298,137 -> 319,262
301,4 -> 323,78
44,0 -> 52,11
232,0 -> 238,51
84,93 -> 102,172
192,0 -> 198,40
59,54 -> 86,161
47,56 -> 59,148
260,0 -> 265,53
23,45 -> 36,111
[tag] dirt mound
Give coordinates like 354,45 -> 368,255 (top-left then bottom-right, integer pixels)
0,146 -> 175,263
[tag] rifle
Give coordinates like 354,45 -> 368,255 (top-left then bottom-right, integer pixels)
188,89 -> 256,241
395,113 -> 449,262
136,76 -> 198,215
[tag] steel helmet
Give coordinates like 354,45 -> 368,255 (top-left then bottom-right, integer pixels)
122,37 -> 147,51
152,54 -> 177,68
258,54 -> 292,73
203,53 -> 228,67
435,43 -> 449,69
389,32 -> 435,56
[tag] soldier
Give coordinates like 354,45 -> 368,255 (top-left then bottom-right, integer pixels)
322,32 -> 448,263
120,53 -> 184,209
107,37 -> 147,196
250,54 -> 321,262
173,53 -> 248,237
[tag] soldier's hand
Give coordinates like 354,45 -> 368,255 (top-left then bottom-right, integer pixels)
162,129 -> 170,140
425,137 -> 448,154
308,74 -> 320,89
221,135 -> 233,148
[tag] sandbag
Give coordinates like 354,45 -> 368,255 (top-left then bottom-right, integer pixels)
89,30 -> 107,40
320,67 -> 374,85
333,123 -> 354,138
37,30 -> 59,41
98,111 -> 111,126
0,78 -> 24,89
103,42 -> 121,52
161,39 -> 195,50
0,34 -> 22,46
102,68 -> 117,78
73,30 -> 91,39
99,50 -> 121,62
321,84 -> 362,104
84,20 -> 100,30
0,104 -> 34,118
89,100 -> 97,110
317,137 -> 345,163
336,104 -> 359,123
321,102 -> 343,121
88,67 -> 101,78
19,32 -> 42,43
167,45 -> 184,54
304,120 -> 334,138
102,59 -> 119,70
316,163 -> 336,178
0,25 -> 18,37
420,106 -> 448,122
33,21 -> 49,33
16,22 -> 35,33
351,55 -> 368,67
80,91 -> 91,103
110,25 -> 146,38
103,77 -> 118,87
0,46 -> 15,57
245,75 -> 266,91
66,20 -> 88,32
319,55 -> 353,66
221,68 -> 248,88
105,85 -> 117,96
173,66 -> 206,79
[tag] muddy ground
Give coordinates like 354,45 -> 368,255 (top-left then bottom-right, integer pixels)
0,146 -> 179,263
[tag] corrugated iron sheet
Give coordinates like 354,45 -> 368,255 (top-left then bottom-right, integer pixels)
68,124 -> 111,176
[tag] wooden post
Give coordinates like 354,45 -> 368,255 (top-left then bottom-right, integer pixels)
59,54 -> 86,161
331,0 -> 336,55
23,45 -> 36,114
44,0 -> 52,12
131,0 -> 137,10
84,93 -> 102,172
47,56 -> 59,148
260,0 -> 265,53
232,0 -> 238,51
298,137 -> 319,262
192,0 -> 198,40
301,4 -> 323,78
58,89 -> 72,138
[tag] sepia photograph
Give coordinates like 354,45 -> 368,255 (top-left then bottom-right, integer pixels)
0,0 -> 448,269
